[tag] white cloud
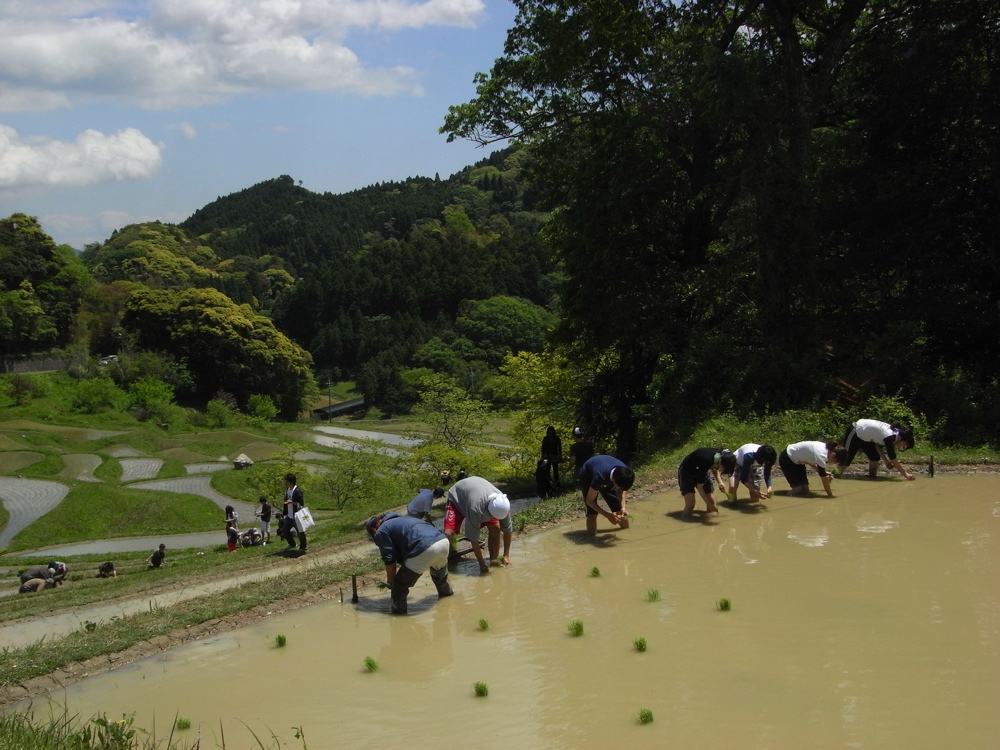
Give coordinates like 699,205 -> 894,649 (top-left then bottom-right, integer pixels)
0,0 -> 485,111
176,121 -> 198,139
0,123 -> 163,189
0,84 -> 71,112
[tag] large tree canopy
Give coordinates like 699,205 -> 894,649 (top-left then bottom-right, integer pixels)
121,287 -> 314,419
0,213 -> 91,357
444,0 -> 1000,449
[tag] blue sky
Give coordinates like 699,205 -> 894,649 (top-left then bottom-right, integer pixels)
0,0 -> 518,249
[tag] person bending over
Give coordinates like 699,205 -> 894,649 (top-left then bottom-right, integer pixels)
579,454 -> 635,536
841,419 -> 915,480
444,476 -> 513,575
779,441 -> 848,497
365,512 -> 453,614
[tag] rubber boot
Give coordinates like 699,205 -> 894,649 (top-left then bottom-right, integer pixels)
390,566 -> 421,615
429,566 -> 453,598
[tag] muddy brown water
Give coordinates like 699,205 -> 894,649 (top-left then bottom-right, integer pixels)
25,476 -> 1000,748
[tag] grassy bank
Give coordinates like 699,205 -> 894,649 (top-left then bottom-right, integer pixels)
0,553 -> 382,688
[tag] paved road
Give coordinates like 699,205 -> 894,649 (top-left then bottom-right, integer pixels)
13,531 -> 225,558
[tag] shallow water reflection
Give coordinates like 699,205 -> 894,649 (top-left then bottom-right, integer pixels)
40,476 -> 1000,749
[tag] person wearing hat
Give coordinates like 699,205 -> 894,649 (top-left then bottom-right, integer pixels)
840,419 -> 915,480
778,441 -> 848,497
407,487 -> 445,520
579,454 -> 635,535
365,512 -> 453,614
678,448 -> 730,518
567,427 -> 595,480
444,476 -> 513,575
726,444 -> 777,504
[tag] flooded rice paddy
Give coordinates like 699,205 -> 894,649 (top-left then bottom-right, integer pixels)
40,475 -> 999,749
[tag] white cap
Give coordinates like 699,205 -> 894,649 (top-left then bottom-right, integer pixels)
487,492 -> 510,520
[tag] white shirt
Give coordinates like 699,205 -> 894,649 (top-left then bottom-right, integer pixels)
854,419 -> 894,445
786,441 -> 829,468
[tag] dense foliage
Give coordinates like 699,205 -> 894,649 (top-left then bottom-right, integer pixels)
444,0 -> 1000,450
1,214 -> 91,357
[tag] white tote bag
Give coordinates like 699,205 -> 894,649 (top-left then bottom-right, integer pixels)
294,507 -> 315,533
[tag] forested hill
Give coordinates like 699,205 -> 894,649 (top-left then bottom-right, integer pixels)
179,148 -> 541,269
69,146 -> 560,415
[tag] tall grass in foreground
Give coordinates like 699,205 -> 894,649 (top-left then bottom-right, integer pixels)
0,706 -> 303,749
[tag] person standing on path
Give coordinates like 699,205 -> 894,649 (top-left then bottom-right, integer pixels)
540,425 -> 564,489
579,454 -> 635,536
841,419 -> 915,480
365,512 -> 453,614
444,476 -> 513,575
282,473 -> 307,551
255,496 -> 272,545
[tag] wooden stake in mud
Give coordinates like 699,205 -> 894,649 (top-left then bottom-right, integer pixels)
351,575 -> 359,603
929,455 -> 935,478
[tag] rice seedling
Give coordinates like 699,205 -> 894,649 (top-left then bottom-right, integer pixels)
646,589 -> 661,602
639,707 -> 654,724
717,598 -> 732,611
176,716 -> 192,730
590,566 -> 601,577
568,619 -> 584,637
633,637 -> 647,652
474,681 -> 489,697
478,617 -> 490,631
274,633 -> 287,647
364,656 -> 379,673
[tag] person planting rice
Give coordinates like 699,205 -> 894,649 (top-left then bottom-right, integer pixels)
779,441 -> 848,497
407,487 -> 445,520
677,448 -> 729,518
444,476 -> 513,574
364,512 -> 453,615
578,454 -> 635,535
726,444 -> 777,503
840,419 -> 915,480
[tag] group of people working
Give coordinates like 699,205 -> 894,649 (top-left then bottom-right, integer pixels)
676,419 -> 915,517
364,419 -> 914,614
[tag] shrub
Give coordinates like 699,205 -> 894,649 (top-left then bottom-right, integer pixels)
70,377 -> 127,414
474,681 -> 489,697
